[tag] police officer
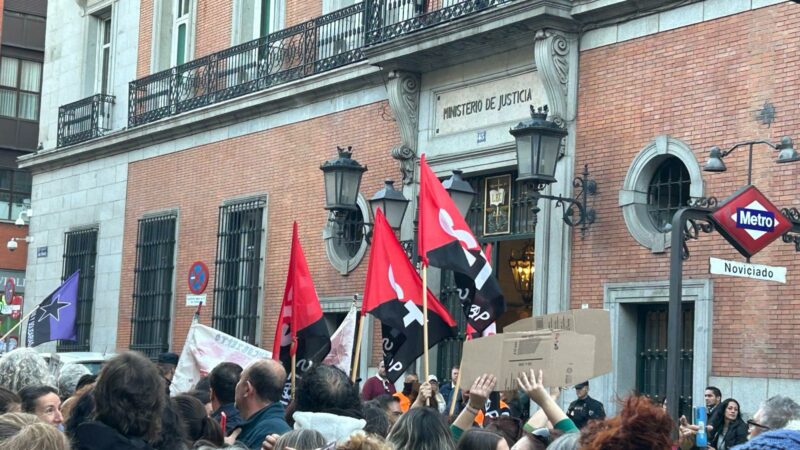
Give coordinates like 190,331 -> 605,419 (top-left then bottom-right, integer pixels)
567,381 -> 605,429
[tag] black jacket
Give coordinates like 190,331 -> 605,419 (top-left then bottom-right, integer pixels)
73,421 -> 154,450
709,418 -> 748,450
211,402 -> 244,436
567,395 -> 606,429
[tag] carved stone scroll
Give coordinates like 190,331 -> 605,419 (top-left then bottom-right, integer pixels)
534,30 -> 570,127
386,71 -> 421,185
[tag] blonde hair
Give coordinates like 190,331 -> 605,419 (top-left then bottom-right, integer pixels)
338,434 -> 394,450
0,412 -> 70,450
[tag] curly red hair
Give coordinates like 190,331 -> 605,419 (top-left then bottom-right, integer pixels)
580,396 -> 674,450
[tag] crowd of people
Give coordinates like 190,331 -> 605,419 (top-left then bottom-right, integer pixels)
0,347 -> 797,450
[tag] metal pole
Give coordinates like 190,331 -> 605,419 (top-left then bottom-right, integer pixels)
667,207 -> 712,432
747,142 -> 753,186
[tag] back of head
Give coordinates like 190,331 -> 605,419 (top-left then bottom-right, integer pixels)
485,416 -> 522,445
0,413 -> 70,450
18,384 -> 58,413
209,362 -> 243,405
296,364 -> 361,416
547,433 -> 581,450
273,428 -> 326,450
580,396 -> 673,450
75,374 -> 97,393
337,434 -> 394,450
94,351 -> 165,441
387,407 -> 455,450
363,403 -> 391,437
187,389 -> 211,406
0,348 -> 54,392
760,395 -> 800,430
456,429 -> 503,450
58,363 -> 91,399
0,386 -> 21,414
245,360 -> 285,404
65,389 -> 95,438
174,394 -> 223,446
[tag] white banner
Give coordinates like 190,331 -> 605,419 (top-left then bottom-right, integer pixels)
322,303 -> 357,376
709,257 -> 787,283
171,323 -> 272,395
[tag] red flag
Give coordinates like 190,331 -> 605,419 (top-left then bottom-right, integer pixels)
417,154 -> 506,332
272,223 -> 331,377
363,209 -> 456,382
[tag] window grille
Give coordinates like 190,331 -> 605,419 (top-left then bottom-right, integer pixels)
58,228 -> 98,352
647,157 -> 691,232
331,208 -> 365,260
213,198 -> 265,345
131,214 -> 177,358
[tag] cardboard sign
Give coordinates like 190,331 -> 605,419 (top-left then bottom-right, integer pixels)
504,309 -> 612,377
460,329 -> 598,391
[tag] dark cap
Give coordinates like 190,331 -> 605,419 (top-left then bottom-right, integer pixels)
158,352 -> 179,366
574,381 -> 589,389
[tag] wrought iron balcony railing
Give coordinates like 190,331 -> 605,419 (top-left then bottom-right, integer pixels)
56,94 -> 115,148
124,0 -> 515,129
128,3 -> 365,128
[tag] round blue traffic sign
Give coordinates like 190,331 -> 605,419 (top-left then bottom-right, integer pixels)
188,261 -> 209,295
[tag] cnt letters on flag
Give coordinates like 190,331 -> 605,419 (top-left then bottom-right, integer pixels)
363,209 -> 456,383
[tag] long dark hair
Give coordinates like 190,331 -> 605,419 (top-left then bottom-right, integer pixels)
174,394 -> 223,446
709,398 -> 742,441
456,429 -> 503,450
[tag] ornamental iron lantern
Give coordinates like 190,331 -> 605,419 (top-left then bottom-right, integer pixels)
320,146 -> 368,214
369,180 -> 410,230
510,105 -> 568,187
442,169 -> 476,218
508,241 -> 535,303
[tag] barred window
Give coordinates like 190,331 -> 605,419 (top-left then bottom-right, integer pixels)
647,157 -> 690,232
213,198 -> 265,345
58,228 -> 98,352
131,214 -> 177,358
324,194 -> 368,274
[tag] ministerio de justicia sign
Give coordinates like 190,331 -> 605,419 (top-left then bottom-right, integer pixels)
434,71 -> 546,136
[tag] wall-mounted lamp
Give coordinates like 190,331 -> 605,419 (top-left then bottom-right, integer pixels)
703,137 -> 799,184
508,241 -> 535,303
510,105 -> 597,238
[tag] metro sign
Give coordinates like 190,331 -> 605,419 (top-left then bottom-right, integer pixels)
711,185 -> 792,258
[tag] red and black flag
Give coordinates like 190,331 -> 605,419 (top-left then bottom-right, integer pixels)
272,223 -> 331,382
363,209 -> 456,383
417,154 -> 506,333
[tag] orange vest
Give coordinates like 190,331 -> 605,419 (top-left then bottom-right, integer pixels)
394,392 -> 411,412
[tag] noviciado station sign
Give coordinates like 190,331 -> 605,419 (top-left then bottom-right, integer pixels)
709,257 -> 786,283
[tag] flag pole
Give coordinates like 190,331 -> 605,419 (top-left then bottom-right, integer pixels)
449,366 -> 462,416
422,264 -> 430,381
291,352 -> 297,400
1,308 -> 36,342
351,315 -> 365,383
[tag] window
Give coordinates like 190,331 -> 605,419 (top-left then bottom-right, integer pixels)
172,0 -> 192,65
0,57 -> 42,120
233,0 -> 272,44
647,157 -> 690,232
0,169 -> 31,221
324,194 -> 369,274
212,198 -> 265,345
619,136 -> 704,253
58,228 -> 99,352
131,214 -> 177,358
98,15 -> 113,94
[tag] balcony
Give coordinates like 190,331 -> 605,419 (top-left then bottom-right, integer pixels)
56,94 -> 115,148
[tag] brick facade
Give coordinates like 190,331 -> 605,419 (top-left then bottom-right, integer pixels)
573,3 -> 800,379
0,224 -> 27,271
118,101 -> 399,357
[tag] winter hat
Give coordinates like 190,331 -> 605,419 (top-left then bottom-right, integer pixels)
734,429 -> 800,450
58,363 -> 91,398
0,348 -> 55,392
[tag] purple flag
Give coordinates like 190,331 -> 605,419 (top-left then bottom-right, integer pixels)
26,271 -> 79,347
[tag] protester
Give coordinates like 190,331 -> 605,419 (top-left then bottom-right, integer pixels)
485,416 -> 523,447
210,362 -> 244,435
546,433 -> 581,450
175,394 -> 225,447
0,386 -> 20,414
393,373 -> 419,413
292,364 -> 366,443
0,348 -> 55,392
706,386 -> 722,417
57,363 -> 91,400
337,433 -> 394,450
363,402 -> 391,437
61,373 -> 97,422
707,398 -> 747,449
387,406 -> 455,450
450,373 -> 496,441
0,412 -> 70,450
64,390 -> 94,439
440,366 -> 461,414
158,352 -> 179,394
566,380 -> 605,429
18,384 -> 62,426
230,359 -> 291,450
427,374 -> 447,414
371,394 -> 402,427
72,352 -> 165,450
156,397 -> 192,450
361,361 -> 396,401
456,428 -> 508,450
579,395 -> 672,450
188,389 -> 214,415
271,429 -> 326,450
746,395 -> 800,441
